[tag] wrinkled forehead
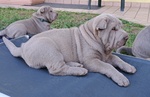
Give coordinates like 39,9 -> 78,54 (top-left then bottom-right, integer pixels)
39,6 -> 53,11
107,14 -> 123,27
97,14 -> 123,25
48,7 -> 53,10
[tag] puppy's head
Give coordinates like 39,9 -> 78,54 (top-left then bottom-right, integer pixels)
35,6 -> 58,23
92,14 -> 128,52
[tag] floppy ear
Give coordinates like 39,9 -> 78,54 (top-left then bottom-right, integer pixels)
37,7 -> 47,14
96,17 -> 108,31
40,7 -> 45,13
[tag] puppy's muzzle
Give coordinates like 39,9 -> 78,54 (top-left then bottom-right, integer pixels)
123,35 -> 128,45
116,35 -> 129,49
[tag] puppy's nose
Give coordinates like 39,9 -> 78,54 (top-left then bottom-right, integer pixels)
56,13 -> 58,16
124,35 -> 128,40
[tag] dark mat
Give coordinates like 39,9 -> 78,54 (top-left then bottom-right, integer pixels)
0,37 -> 150,97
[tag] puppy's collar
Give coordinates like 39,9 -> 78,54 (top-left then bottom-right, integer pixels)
38,18 -> 50,23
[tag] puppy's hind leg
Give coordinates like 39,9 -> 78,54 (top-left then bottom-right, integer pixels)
66,62 -> 84,67
45,53 -> 88,76
34,38 -> 88,76
47,61 -> 88,76
14,30 -> 26,38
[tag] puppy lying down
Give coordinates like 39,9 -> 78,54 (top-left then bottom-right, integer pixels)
0,6 -> 58,38
116,25 -> 150,60
3,14 -> 136,87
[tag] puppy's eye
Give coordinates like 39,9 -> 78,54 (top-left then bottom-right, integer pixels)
97,28 -> 104,31
112,27 -> 117,31
50,10 -> 52,12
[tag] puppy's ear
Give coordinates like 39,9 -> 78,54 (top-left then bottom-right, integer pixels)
96,17 -> 108,31
37,7 -> 47,14
40,7 -> 45,13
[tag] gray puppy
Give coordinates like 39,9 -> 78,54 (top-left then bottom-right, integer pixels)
3,14 -> 136,87
116,26 -> 150,59
0,6 -> 58,38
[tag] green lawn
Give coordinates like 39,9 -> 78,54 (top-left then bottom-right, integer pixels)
0,7 -> 145,47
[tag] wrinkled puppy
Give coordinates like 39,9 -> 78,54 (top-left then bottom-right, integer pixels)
3,14 -> 136,87
116,26 -> 150,59
0,6 -> 58,38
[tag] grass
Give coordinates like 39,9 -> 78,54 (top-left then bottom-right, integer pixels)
0,8 -> 35,29
0,7 -> 145,47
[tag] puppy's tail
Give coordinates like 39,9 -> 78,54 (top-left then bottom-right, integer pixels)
116,46 -> 133,55
2,37 -> 22,57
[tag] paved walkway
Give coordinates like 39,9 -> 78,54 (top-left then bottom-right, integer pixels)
0,3 -> 150,26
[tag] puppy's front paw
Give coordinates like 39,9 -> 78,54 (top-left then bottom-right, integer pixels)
124,65 -> 136,74
120,63 -> 136,74
112,73 -> 129,87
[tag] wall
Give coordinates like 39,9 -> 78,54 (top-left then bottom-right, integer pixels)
45,0 -> 150,8
0,0 -> 45,5
45,0 -> 98,5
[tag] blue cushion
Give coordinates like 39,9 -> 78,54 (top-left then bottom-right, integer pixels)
0,37 -> 150,97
